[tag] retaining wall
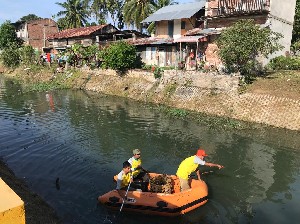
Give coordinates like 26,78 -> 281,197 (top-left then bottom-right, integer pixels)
84,69 -> 300,131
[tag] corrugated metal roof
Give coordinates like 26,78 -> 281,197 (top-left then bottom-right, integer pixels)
142,1 -> 206,23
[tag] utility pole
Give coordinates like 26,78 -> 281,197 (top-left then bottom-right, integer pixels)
43,25 -> 46,48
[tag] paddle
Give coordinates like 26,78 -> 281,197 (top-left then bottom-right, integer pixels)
119,181 -> 131,212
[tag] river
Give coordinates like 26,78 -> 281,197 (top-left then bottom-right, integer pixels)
0,75 -> 300,224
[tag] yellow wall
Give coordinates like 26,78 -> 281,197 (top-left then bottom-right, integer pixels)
156,21 -> 169,38
0,178 -> 25,224
156,17 -> 197,38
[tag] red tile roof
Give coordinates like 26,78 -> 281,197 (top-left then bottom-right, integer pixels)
47,24 -> 109,40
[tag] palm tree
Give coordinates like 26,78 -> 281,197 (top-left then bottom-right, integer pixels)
147,0 -> 177,34
123,0 -> 155,31
83,0 -> 108,24
56,0 -> 90,28
84,0 -> 125,29
123,0 -> 177,32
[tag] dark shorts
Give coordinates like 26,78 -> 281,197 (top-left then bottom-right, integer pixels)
132,172 -> 150,191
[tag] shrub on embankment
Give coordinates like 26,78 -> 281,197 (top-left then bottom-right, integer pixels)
267,55 -> 300,70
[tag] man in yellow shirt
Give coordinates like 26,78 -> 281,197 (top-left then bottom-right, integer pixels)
128,149 -> 149,191
116,161 -> 133,199
176,149 -> 224,191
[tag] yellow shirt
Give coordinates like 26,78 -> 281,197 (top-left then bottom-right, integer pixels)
176,156 -> 205,180
116,170 -> 131,189
128,157 -> 142,178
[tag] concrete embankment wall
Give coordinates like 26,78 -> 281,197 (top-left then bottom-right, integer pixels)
0,178 -> 25,224
84,69 -> 300,131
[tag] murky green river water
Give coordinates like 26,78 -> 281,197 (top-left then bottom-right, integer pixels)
0,75 -> 300,224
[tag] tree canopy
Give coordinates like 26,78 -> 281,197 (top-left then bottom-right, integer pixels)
17,14 -> 42,23
292,0 -> 300,42
56,0 -> 90,28
122,0 -> 177,32
216,19 -> 283,76
0,21 -> 23,50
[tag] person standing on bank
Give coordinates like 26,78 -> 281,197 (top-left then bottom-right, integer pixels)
115,161 -> 134,199
176,149 -> 224,191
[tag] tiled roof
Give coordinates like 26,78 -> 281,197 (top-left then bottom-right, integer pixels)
47,24 -> 109,40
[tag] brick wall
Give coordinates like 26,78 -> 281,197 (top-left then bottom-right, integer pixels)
27,19 -> 58,50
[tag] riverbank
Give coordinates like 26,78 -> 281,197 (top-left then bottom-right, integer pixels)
0,160 -> 61,224
1,65 -> 300,131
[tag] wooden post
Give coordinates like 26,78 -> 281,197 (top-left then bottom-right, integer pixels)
180,42 -> 182,62
196,40 -> 199,69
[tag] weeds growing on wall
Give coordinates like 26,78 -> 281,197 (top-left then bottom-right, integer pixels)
163,83 -> 177,98
24,80 -> 68,92
155,104 -> 250,130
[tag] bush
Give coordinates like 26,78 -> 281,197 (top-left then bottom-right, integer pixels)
152,66 -> 163,79
216,19 -> 283,76
0,45 -> 20,68
267,56 -> 300,70
101,41 -> 137,73
19,45 -> 36,65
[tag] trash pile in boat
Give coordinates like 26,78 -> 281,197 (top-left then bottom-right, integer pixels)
149,174 -> 173,194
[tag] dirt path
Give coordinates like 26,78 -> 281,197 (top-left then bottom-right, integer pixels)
0,160 -> 61,224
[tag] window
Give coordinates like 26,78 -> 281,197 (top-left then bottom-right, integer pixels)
168,21 -> 174,37
181,21 -> 186,29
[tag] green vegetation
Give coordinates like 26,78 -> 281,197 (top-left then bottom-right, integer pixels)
167,108 -> 189,117
100,41 -> 138,73
18,68 -> 82,92
55,0 -> 90,28
0,21 -> 23,50
216,19 -> 283,79
267,56 -> 300,70
19,46 -> 36,66
163,83 -> 177,98
123,0 -> 177,32
292,0 -> 300,43
0,46 -> 20,68
17,14 -> 41,23
25,81 -> 67,92
152,66 -> 163,79
155,104 -> 248,130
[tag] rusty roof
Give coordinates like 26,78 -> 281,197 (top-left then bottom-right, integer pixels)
47,24 -> 110,40
185,28 -> 221,36
126,37 -> 174,46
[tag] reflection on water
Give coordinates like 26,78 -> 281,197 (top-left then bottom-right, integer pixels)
0,75 -> 300,224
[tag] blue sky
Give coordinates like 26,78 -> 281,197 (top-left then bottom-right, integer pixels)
0,0 -> 195,24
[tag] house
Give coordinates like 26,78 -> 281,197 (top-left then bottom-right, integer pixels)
203,0 -> 296,65
13,19 -> 58,52
137,1 -> 207,68
47,24 -> 149,53
136,0 -> 296,68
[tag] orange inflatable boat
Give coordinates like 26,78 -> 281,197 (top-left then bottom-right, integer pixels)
98,173 -> 208,216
